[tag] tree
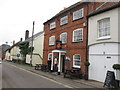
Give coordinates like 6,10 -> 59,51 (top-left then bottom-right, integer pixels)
18,41 -> 34,62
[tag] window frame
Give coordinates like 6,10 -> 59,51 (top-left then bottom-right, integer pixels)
50,22 -> 56,30
60,16 -> 68,26
73,54 -> 81,68
72,28 -> 83,42
60,32 -> 67,44
73,8 -> 84,21
49,36 -> 55,46
97,18 -> 110,40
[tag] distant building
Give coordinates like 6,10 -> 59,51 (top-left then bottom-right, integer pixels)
0,44 -> 10,59
5,40 -> 22,61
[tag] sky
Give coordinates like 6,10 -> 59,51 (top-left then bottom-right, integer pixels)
0,0 -> 81,46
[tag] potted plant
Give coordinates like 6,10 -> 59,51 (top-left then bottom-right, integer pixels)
113,64 -> 120,87
84,61 -> 90,67
84,61 -> 90,80
112,64 -> 120,82
113,64 -> 120,70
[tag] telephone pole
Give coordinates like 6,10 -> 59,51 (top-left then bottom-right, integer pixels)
30,21 -> 35,66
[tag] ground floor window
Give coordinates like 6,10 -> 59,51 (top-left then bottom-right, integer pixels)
73,54 -> 80,68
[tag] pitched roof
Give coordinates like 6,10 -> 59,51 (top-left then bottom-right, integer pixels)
87,2 -> 120,17
25,31 -> 44,42
43,1 -> 89,25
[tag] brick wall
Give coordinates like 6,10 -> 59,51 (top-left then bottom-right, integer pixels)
43,2 -> 100,75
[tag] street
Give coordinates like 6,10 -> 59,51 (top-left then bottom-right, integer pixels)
0,63 -> 2,89
2,62 -> 70,88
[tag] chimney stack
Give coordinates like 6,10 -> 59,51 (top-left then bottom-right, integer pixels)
20,38 -> 23,41
25,30 -> 29,40
13,40 -> 15,45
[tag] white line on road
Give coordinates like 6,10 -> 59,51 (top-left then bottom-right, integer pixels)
6,63 -> 74,89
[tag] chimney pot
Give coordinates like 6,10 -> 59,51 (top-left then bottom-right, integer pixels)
25,30 -> 29,40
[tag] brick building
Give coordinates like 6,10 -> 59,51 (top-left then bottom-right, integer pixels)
43,1 -> 103,76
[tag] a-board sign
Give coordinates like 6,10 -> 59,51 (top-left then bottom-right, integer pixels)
104,71 -> 116,87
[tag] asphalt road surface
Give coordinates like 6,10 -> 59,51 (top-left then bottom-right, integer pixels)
2,62 -> 70,88
0,63 -> 2,89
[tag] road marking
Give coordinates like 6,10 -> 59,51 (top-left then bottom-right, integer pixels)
6,63 -> 74,89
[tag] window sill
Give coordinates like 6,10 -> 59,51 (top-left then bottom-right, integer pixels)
60,23 -> 68,26
73,66 -> 80,68
72,40 -> 83,43
61,43 -> 67,44
97,36 -> 111,41
49,45 -> 55,46
72,17 -> 84,21
50,28 -> 56,30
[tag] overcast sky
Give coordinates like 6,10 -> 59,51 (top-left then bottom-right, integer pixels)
0,0 -> 80,46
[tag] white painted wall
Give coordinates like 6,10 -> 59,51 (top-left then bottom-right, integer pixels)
10,46 -> 21,60
5,50 -> 10,61
88,7 -> 120,82
26,54 -> 31,64
89,43 -> 120,82
26,32 -> 44,66
88,8 -> 119,46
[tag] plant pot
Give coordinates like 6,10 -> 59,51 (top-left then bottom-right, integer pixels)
84,74 -> 88,80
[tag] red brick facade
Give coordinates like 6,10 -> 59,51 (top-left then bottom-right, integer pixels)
43,2 -> 100,75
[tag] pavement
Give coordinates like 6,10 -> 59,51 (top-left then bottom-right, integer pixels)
3,60 -> 105,89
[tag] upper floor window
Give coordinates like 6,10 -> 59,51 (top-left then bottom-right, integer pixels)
50,22 -> 56,30
98,18 -> 110,39
73,8 -> 84,21
60,16 -> 68,26
60,32 -> 67,44
49,36 -> 55,46
73,28 -> 83,42
73,54 -> 81,68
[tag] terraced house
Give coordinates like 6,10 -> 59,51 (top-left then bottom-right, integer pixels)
88,2 -> 120,82
43,1 -> 104,77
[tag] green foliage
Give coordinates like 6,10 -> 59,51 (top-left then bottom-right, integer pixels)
84,61 -> 90,67
27,47 -> 34,53
112,64 -> 120,70
18,41 -> 29,57
18,41 -> 34,58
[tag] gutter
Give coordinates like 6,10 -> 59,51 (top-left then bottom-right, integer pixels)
87,2 -> 120,18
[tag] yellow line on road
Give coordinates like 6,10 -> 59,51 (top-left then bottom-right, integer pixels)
6,63 -> 74,89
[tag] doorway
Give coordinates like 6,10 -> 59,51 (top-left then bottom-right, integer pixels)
61,55 -> 65,73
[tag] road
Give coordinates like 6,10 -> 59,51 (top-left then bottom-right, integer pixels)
2,62 -> 71,89
0,63 -> 2,89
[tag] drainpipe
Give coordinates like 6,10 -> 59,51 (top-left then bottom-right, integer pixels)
85,3 -> 89,80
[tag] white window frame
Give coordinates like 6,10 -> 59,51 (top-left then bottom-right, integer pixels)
50,22 -> 56,30
60,32 -> 67,44
73,54 -> 80,68
73,8 -> 84,21
97,18 -> 110,40
60,16 -> 68,26
48,53 -> 52,60
49,36 -> 55,46
72,28 -> 83,42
